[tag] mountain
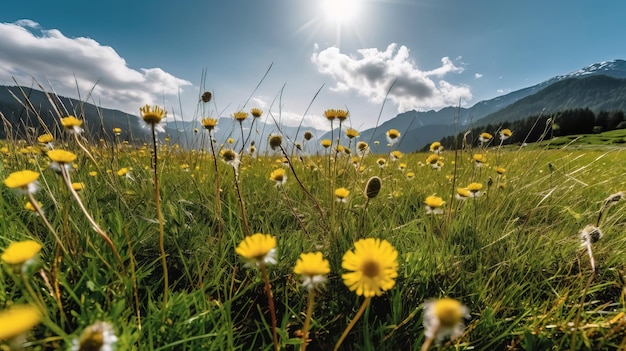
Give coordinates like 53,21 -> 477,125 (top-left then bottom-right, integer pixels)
473,75 -> 626,126
2,59 -> 625,152
336,59 -> 626,152
0,86 -> 326,151
0,85 -> 147,142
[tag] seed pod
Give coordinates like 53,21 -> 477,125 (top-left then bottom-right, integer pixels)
201,91 -> 212,103
365,176 -> 382,199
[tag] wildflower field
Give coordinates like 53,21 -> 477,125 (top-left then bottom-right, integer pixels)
1,100 -> 626,350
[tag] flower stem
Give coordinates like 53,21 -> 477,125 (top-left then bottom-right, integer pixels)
300,289 -> 316,351
232,168 -> 251,237
26,193 -> 67,255
59,167 -> 125,275
260,262 -> 279,351
208,130 -> 223,238
151,124 -> 168,318
420,325 -> 439,351
333,296 -> 371,351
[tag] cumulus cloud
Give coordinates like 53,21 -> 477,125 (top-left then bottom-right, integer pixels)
311,43 -> 471,112
474,73 -> 483,79
0,20 -> 192,116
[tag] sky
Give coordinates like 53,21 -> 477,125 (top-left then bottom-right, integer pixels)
1,0 -> 625,132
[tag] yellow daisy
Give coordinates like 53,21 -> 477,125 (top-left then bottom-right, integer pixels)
1,240 -> 42,266
335,187 -> 350,202
269,168 -> 287,187
425,195 -> 445,214
201,117 -> 218,131
60,116 -> 84,134
294,252 -> 330,290
423,298 -> 470,343
235,233 -> 277,266
0,305 -> 41,341
341,238 -> 398,297
4,170 -> 40,194
140,105 -> 166,125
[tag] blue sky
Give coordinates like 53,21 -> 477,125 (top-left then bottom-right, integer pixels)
1,0 -> 625,131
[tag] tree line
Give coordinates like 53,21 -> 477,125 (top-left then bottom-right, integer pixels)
434,108 -> 625,150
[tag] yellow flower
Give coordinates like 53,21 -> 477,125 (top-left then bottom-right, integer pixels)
472,154 -> 487,167
235,233 -> 277,266
479,132 -> 493,143
117,168 -> 129,177
112,127 -> 122,136
201,117 -> 218,131
335,187 -> 350,202
269,168 -> 287,186
398,163 -> 407,171
60,116 -> 84,134
140,105 -> 166,125
25,200 -> 42,212
341,238 -> 398,297
456,188 -> 470,200
423,298 -> 470,343
376,158 -> 386,168
294,252 -> 330,290
4,170 -> 40,194
425,195 -> 445,214
320,139 -> 332,148
1,240 -> 42,266
426,154 -> 440,165
494,166 -> 506,175
0,305 -> 41,341
250,108 -> 263,118
356,141 -> 369,156
323,109 -> 337,121
346,128 -> 359,139
47,149 -> 77,164
72,182 -> 85,191
233,111 -> 248,121
466,182 -> 483,198
89,171 -> 98,177
335,109 -> 349,121
386,129 -> 400,144
220,149 -> 240,169
430,141 -> 443,153
37,133 -> 54,144
499,128 -> 512,140
390,150 -> 403,161
406,171 -> 415,180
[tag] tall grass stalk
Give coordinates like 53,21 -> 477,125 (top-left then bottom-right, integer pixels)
149,123 -> 168,317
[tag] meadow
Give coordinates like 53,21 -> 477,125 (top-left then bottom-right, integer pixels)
0,101 -> 625,351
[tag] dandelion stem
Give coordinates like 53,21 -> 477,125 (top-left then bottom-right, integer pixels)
300,288 -> 316,351
279,145 -> 328,231
208,130 -> 224,238
333,296 -> 371,351
150,123 -> 168,317
260,261 -> 279,351
232,168 -> 251,237
26,193 -> 68,255
420,325 -> 439,351
59,167 -> 126,275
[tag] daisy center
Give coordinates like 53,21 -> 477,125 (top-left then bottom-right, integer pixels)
362,260 -> 380,278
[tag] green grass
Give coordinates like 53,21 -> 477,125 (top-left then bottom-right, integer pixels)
1,119 -> 626,351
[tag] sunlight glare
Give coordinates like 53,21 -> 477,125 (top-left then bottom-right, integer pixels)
321,0 -> 362,25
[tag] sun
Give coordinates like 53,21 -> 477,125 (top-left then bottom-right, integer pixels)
320,0 -> 362,25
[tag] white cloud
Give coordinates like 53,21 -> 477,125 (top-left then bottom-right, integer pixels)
0,20 -> 192,116
311,43 -> 471,112
474,73 -> 483,79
